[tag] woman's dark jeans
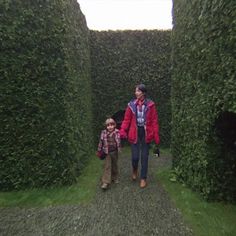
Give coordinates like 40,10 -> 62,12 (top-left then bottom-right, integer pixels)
131,126 -> 149,179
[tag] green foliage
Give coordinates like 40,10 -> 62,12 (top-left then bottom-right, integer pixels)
0,156 -> 102,207
90,30 -> 171,146
0,0 -> 93,190
158,169 -> 236,236
172,0 -> 236,201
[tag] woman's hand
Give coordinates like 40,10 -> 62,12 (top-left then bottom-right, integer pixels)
153,145 -> 160,157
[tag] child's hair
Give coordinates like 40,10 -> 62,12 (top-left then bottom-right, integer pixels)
105,118 -> 116,127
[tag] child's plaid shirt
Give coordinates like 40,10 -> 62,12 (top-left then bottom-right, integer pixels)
97,129 -> 121,154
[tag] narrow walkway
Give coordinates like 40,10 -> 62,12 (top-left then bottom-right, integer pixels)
0,152 -> 192,236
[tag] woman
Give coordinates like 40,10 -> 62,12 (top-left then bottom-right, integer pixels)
120,84 -> 160,188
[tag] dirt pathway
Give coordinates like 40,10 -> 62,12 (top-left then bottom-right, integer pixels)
0,152 -> 192,236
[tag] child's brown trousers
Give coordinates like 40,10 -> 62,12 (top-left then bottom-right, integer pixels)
102,150 -> 119,184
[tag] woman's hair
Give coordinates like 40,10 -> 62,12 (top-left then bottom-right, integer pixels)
105,118 -> 116,127
136,84 -> 147,94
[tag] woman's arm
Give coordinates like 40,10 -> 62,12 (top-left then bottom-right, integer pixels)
119,106 -> 132,138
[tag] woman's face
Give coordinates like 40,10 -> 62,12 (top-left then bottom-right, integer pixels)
135,87 -> 144,100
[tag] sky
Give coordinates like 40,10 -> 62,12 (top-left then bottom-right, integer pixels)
77,0 -> 173,30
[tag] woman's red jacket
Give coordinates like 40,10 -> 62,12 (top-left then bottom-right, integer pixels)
119,99 -> 160,144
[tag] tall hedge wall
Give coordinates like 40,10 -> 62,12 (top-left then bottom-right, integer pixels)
0,0 -> 93,190
90,30 -> 171,146
172,0 -> 236,201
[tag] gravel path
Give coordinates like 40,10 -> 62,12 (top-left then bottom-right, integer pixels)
0,152 -> 193,236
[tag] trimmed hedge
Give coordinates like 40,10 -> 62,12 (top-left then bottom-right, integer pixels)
172,0 -> 236,201
0,0 -> 93,190
90,30 -> 171,146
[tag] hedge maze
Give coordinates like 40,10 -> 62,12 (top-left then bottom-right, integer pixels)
0,0 -> 93,190
172,0 -> 236,201
90,30 -> 171,146
1,0 -> 235,202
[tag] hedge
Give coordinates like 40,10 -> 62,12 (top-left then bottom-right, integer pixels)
90,30 -> 171,147
172,0 -> 236,201
0,0 -> 93,190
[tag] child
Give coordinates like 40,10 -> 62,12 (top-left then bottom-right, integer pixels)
97,118 -> 121,190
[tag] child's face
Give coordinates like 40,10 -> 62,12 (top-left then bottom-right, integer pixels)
106,122 -> 115,132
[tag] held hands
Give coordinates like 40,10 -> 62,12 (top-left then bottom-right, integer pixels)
119,129 -> 127,148
119,129 -> 127,139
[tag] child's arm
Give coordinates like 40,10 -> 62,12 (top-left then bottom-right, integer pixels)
97,131 -> 104,152
116,129 -> 122,152
96,131 -> 104,158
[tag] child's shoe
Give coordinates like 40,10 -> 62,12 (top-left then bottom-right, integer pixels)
101,183 -> 108,190
132,168 -> 138,181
